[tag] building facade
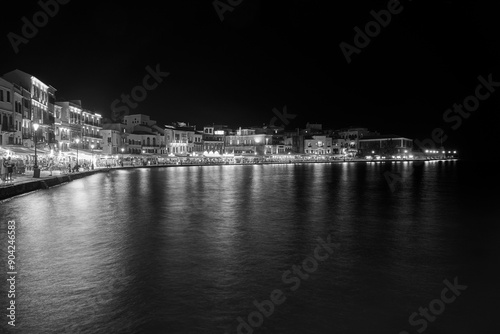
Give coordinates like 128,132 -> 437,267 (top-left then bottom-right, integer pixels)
81,109 -> 103,150
3,69 -> 52,146
358,135 -> 413,156
304,135 -> 333,155
0,78 -> 19,146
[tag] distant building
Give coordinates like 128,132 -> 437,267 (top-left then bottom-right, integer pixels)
122,114 -> 165,154
224,128 -> 273,155
358,134 -> 413,155
165,122 -> 197,155
100,129 -> 124,155
194,131 -> 204,153
304,135 -> 333,155
335,127 -> 378,155
202,125 -> 228,153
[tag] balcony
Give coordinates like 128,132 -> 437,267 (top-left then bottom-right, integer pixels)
84,120 -> 100,126
82,133 -> 102,139
142,145 -> 164,149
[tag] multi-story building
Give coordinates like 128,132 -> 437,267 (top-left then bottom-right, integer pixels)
336,127 -> 375,155
12,83 -> 27,147
358,134 -> 413,156
194,131 -> 204,154
55,101 -> 83,152
100,128 -> 124,155
122,114 -> 165,155
284,130 -> 305,154
3,70 -> 53,147
0,78 -> 22,145
224,128 -> 273,155
11,86 -> 23,146
304,135 -> 333,155
165,122 -> 196,155
81,109 -> 103,150
202,125 -> 227,153
47,85 -> 57,147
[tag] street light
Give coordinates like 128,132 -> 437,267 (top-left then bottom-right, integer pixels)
33,123 -> 40,178
121,147 -> 124,167
90,144 -> 95,170
75,138 -> 80,171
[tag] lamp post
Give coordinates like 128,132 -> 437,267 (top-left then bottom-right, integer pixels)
121,147 -> 124,167
90,144 -> 95,170
75,138 -> 80,171
33,123 -> 40,178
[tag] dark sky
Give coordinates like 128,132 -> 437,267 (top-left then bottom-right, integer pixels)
1,0 -> 499,157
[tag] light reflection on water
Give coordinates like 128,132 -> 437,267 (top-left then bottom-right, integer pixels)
0,161 -> 498,333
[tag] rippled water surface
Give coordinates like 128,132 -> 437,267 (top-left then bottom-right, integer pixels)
0,161 -> 499,333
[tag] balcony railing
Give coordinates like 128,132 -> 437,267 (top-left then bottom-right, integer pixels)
142,145 -> 164,149
82,133 -> 102,139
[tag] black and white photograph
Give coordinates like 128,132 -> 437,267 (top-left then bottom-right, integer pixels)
1,0 -> 499,333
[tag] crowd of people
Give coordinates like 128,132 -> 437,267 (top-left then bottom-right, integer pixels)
1,157 -> 15,183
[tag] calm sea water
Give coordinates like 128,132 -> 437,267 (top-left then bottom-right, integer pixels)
0,161 -> 499,334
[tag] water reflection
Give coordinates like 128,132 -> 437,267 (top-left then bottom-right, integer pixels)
0,162 -> 497,333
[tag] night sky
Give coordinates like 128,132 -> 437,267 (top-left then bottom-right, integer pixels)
2,0 -> 499,158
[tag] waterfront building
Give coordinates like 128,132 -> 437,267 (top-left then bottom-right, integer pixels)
0,78 -> 20,146
358,134 -> 413,156
166,122 -> 197,156
20,85 -> 32,145
284,130 -> 305,154
336,127 -> 377,156
194,131 -> 204,154
100,128 -> 126,155
127,130 -> 165,155
224,128 -> 272,155
304,135 -> 333,155
81,109 -> 103,150
46,85 -> 57,148
250,125 -> 289,154
202,125 -> 228,153
55,101 -> 83,152
122,114 -> 165,155
3,70 -> 53,148
11,83 -> 24,147
101,121 -> 128,155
